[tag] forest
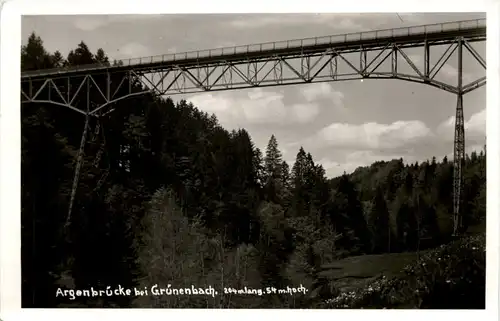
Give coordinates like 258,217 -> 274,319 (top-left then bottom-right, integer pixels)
21,32 -> 486,309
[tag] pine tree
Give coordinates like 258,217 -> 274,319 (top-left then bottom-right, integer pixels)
291,147 -> 308,217
292,147 -> 307,189
263,135 -> 284,203
281,161 -> 291,191
21,32 -> 53,71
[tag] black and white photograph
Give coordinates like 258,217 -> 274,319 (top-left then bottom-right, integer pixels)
17,11 -> 488,309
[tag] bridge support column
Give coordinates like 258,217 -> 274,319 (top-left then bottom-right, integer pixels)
453,37 -> 465,236
66,78 -> 91,227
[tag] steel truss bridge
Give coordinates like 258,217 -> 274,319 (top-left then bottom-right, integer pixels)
21,18 -> 486,235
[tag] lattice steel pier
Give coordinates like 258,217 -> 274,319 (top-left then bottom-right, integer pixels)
21,18 -> 487,235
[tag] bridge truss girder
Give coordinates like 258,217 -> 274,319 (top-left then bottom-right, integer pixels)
21,36 -> 486,235
22,37 -> 485,116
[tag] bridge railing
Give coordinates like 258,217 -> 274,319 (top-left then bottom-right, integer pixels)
21,18 -> 486,78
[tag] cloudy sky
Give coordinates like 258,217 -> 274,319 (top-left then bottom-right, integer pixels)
21,13 -> 487,178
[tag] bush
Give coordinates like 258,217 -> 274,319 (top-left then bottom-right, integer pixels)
322,234 -> 486,309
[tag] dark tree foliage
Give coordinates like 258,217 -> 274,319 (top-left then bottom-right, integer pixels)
21,33 -> 486,308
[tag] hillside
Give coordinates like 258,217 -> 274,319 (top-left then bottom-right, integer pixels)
21,32 -> 486,309
318,232 -> 486,309
315,219 -> 485,296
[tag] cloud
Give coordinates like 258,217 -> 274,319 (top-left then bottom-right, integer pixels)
229,13 -> 451,32
241,91 -> 288,123
285,108 -> 486,178
318,150 -> 414,178
114,42 -> 151,59
290,103 -> 320,123
345,150 -> 407,164
72,16 -> 109,31
315,119 -> 433,150
187,88 -> 321,126
228,14 -> 363,31
316,158 -> 345,177
300,83 -> 344,105
72,15 -> 164,32
394,13 -> 426,24
438,64 -> 475,84
408,54 -> 474,83
466,109 -> 487,136
293,109 -> 485,178
436,109 -> 486,141
444,144 -> 485,160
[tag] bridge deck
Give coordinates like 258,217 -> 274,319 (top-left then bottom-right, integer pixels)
21,18 -> 486,80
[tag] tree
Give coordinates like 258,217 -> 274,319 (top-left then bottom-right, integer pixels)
329,174 -> 371,255
290,147 -> 309,217
133,188 -> 212,308
95,48 -> 110,65
51,51 -> 65,68
263,135 -> 284,203
369,187 -> 391,253
21,32 -> 52,71
67,41 -> 94,65
393,190 -> 418,250
256,201 -> 293,297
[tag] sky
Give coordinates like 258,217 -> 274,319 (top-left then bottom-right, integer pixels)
21,13 -> 487,178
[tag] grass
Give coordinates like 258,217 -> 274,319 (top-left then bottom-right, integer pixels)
318,250 -> 428,294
